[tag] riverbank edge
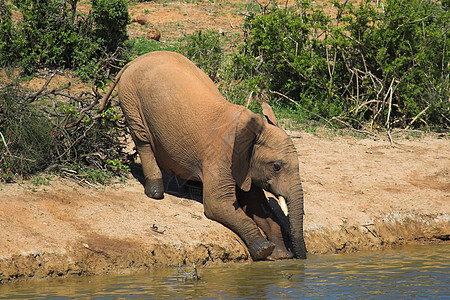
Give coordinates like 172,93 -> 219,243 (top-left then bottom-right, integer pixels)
1,209 -> 448,285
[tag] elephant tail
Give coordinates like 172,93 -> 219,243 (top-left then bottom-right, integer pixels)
99,52 -> 161,112
98,64 -> 128,113
65,63 -> 130,128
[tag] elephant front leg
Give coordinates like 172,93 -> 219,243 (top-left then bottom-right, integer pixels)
134,140 -> 164,199
236,186 -> 293,260
202,176 -> 275,260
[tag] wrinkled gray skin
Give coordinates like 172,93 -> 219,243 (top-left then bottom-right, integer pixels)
100,51 -> 307,260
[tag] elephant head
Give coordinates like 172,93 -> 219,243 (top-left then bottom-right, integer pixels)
230,104 -> 307,259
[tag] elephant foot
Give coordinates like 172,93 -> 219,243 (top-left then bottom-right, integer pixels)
248,240 -> 275,261
266,247 -> 294,260
145,178 -> 164,199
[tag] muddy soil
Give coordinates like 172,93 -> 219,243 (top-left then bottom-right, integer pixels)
1,0 -> 449,284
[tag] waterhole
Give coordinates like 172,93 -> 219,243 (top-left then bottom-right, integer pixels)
1,244 -> 448,299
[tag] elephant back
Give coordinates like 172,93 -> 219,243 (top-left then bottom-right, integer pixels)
118,51 -> 238,181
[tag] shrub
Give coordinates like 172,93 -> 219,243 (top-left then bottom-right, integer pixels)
0,1 -> 132,182
232,3 -> 341,119
228,0 -> 449,130
92,0 -> 130,53
0,0 -> 130,78
342,0 -> 449,129
178,30 -> 225,82
0,79 -> 129,182
0,84 -> 55,181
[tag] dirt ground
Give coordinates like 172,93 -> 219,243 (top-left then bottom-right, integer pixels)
1,0 -> 449,284
126,0 -> 250,41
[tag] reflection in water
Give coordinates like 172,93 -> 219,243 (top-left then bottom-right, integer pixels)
1,244 -> 448,299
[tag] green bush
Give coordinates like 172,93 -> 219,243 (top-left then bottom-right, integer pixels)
0,84 -> 55,181
342,0 -> 449,129
227,0 -> 449,130
92,0 -> 130,53
0,1 -> 132,182
0,0 -> 130,77
178,30 -> 225,82
0,81 -> 128,182
232,3 -> 342,118
0,0 -> 76,71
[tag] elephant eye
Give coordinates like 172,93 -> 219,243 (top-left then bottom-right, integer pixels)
273,163 -> 281,172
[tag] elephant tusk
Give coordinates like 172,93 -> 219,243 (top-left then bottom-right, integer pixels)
277,196 -> 289,216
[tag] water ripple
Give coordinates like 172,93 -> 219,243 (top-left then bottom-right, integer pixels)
0,244 -> 448,299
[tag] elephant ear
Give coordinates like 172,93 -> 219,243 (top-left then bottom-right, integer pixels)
232,110 -> 264,192
261,102 -> 278,126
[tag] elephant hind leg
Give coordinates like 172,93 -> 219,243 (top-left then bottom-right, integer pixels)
134,138 -> 164,199
120,93 -> 164,198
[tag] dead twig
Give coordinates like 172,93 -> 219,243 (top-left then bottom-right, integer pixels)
385,78 -> 395,146
386,129 -> 393,146
269,90 -> 335,127
329,116 -> 376,136
0,130 -> 11,157
60,170 -> 100,189
57,121 -> 96,160
246,90 -> 254,108
174,263 -> 201,281
82,243 -> 110,259
64,98 -> 100,128
361,223 -> 378,238
26,72 -> 56,102
151,224 -> 165,234
0,132 -> 38,163
405,105 -> 431,130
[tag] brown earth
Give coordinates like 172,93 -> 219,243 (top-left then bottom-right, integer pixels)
126,0 -> 248,41
1,0 -> 449,284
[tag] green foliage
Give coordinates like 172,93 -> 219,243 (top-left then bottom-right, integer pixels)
1,0 -> 75,71
129,36 -> 181,59
0,0 -> 130,77
69,164 -> 111,185
100,107 -> 121,124
233,3 -> 343,119
106,158 -> 130,175
0,84 -> 55,181
0,0 -> 132,182
0,1 -> 16,65
0,80 -> 128,182
178,30 -> 224,81
92,0 -> 130,53
219,0 -> 449,130
30,174 -> 51,187
342,0 -> 449,129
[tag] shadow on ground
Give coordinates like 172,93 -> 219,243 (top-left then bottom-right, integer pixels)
130,163 -> 203,202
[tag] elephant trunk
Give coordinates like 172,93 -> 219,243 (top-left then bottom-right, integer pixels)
285,184 -> 307,259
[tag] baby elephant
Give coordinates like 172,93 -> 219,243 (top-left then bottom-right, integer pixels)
100,51 -> 306,260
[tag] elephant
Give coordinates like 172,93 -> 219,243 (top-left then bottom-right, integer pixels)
99,51 -> 307,260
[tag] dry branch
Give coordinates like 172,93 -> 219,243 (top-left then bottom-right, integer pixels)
0,130 -> 11,157
26,72 -> 56,102
269,90 -> 334,126
405,105 -> 431,130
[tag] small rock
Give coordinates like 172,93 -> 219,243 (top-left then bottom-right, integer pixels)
132,14 -> 149,25
147,28 -> 161,41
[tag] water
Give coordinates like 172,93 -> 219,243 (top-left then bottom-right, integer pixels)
1,244 -> 448,299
